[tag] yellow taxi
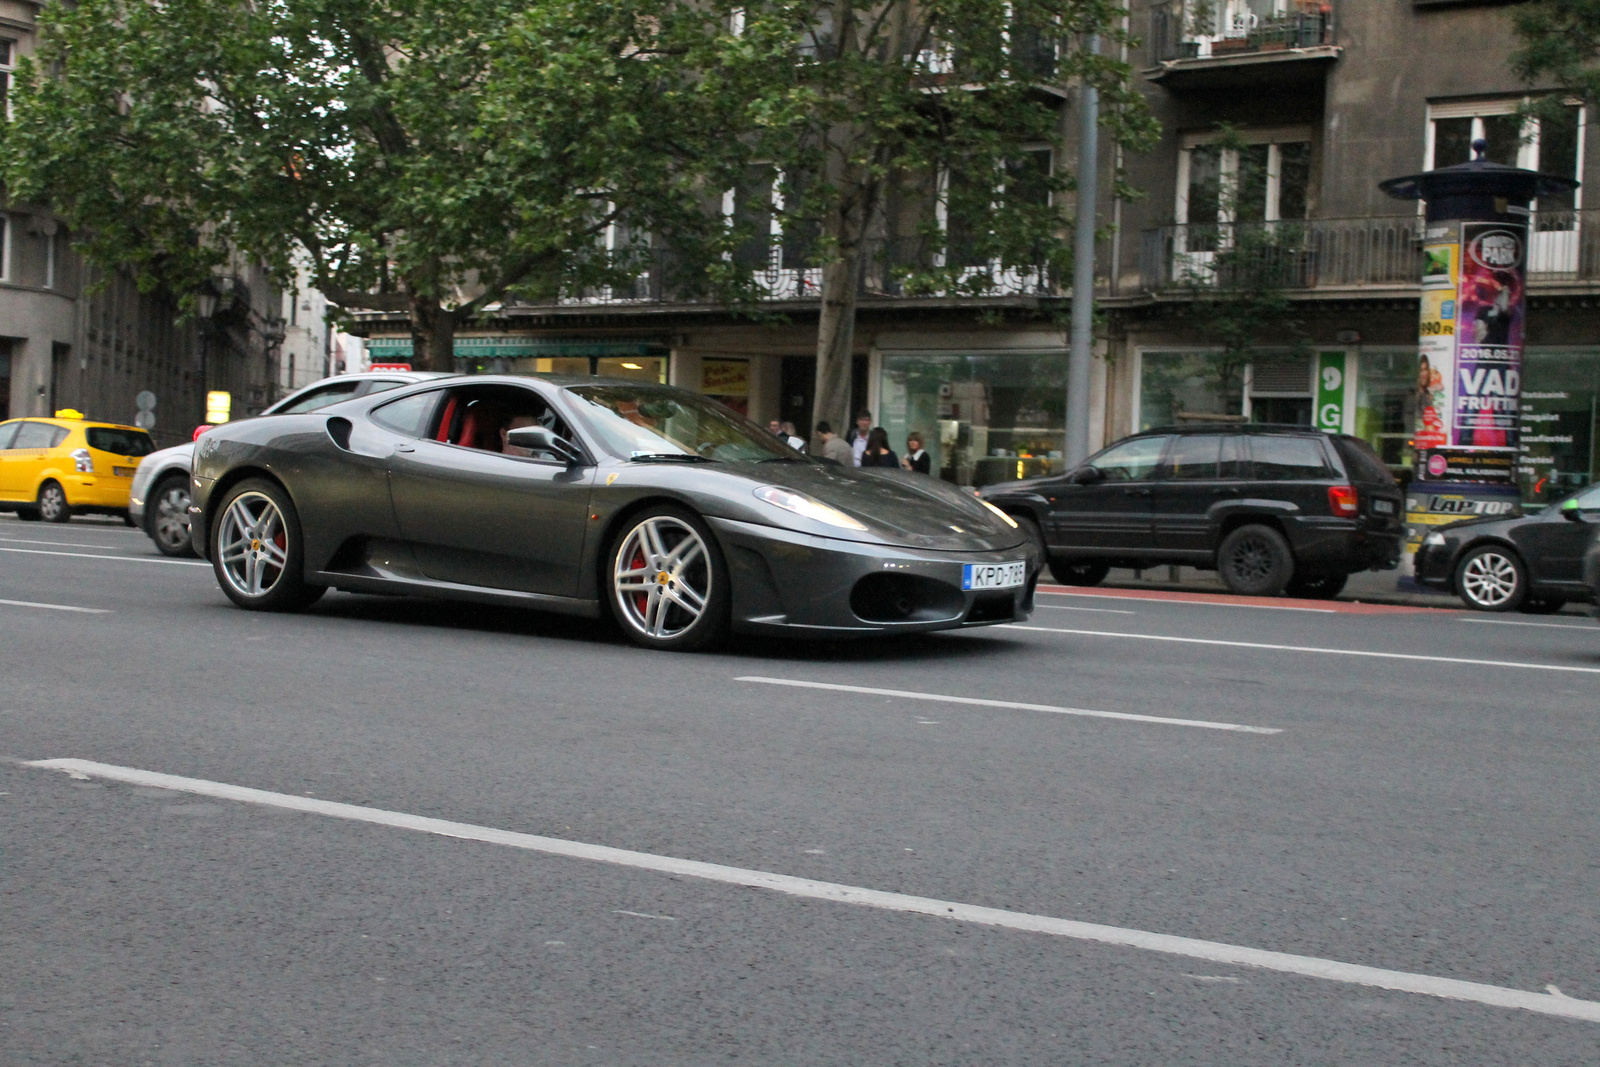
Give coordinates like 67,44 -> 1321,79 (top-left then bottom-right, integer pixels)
0,410 -> 156,523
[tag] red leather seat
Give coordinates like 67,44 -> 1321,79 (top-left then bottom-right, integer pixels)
435,397 -> 459,442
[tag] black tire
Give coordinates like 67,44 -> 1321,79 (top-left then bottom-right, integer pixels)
122,513 -> 136,527
208,478 -> 326,612
1518,595 -> 1564,615
148,473 -> 198,558
1286,571 -> 1348,599
37,481 -> 72,523
605,505 -> 729,651
14,507 -> 40,522
1454,544 -> 1526,612
1218,524 -> 1294,596
1048,559 -> 1110,586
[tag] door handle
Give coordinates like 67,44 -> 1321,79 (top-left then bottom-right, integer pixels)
1125,487 -> 1152,498
395,444 -> 416,454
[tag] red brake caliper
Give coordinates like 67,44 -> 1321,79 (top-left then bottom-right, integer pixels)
630,545 -> 648,614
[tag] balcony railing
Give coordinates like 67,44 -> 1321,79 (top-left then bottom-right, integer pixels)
1138,212 -> 1600,294
524,238 -> 1057,309
1149,2 -> 1333,64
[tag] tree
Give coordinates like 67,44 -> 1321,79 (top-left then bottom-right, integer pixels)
0,0 -> 755,370
1510,0 -> 1600,115
729,0 -> 1156,433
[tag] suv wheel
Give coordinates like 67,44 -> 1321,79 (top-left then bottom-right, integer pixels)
1455,545 -> 1525,612
1048,560 -> 1111,587
1218,524 -> 1294,596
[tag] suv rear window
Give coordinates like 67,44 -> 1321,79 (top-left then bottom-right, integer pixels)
87,427 -> 156,456
1333,437 -> 1397,486
1248,435 -> 1329,480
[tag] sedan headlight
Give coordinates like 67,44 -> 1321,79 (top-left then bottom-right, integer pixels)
978,499 -> 1018,529
71,447 -> 94,473
754,486 -> 867,531
1422,531 -> 1446,547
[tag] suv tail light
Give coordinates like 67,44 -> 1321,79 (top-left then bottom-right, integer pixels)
70,447 -> 94,473
1328,485 -> 1359,517
192,424 -> 215,441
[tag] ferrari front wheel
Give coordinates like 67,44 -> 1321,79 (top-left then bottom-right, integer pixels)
209,479 -> 325,612
607,506 -> 729,651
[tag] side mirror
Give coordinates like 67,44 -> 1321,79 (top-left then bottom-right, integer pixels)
1070,465 -> 1104,486
1562,498 -> 1588,523
506,425 -> 584,466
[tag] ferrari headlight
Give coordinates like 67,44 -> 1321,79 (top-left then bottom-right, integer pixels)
1422,531 -> 1446,547
979,499 -> 1018,528
754,486 -> 868,531
71,447 -> 94,473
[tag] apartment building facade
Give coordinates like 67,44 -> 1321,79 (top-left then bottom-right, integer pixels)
351,0 -> 1595,500
0,1 -> 285,445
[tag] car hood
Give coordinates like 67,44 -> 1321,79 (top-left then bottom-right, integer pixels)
1432,514 -> 1531,539
732,461 -> 1024,551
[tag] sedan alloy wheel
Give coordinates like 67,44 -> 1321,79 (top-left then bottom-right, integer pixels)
150,476 -> 196,557
1456,546 -> 1525,611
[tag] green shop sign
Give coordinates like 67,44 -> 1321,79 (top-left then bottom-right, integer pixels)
365,336 -> 652,361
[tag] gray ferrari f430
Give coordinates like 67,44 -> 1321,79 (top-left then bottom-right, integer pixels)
188,375 -> 1037,650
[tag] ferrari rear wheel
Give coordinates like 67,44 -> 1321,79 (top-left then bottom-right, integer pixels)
607,506 -> 728,651
210,479 -> 325,612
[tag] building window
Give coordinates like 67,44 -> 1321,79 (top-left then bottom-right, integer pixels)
1426,100 -> 1584,214
724,166 -> 821,297
1177,132 -> 1312,232
0,214 -> 10,282
0,39 -> 12,119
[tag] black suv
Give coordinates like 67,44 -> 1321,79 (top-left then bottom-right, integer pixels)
980,426 -> 1405,598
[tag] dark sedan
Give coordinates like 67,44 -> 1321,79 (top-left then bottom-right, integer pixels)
1414,484 -> 1600,612
188,376 -> 1036,650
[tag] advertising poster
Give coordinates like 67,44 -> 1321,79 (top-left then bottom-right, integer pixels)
1414,224 -> 1457,452
1452,222 -> 1525,450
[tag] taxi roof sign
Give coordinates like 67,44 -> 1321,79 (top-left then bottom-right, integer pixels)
54,408 -> 85,420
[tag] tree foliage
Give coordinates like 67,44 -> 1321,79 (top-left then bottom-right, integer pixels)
1510,0 -> 1600,115
0,0 -> 758,368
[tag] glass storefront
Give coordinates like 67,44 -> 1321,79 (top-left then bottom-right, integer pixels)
878,352 -> 1066,486
1519,349 -> 1600,504
1351,348 -> 1418,478
1138,351 -> 1246,429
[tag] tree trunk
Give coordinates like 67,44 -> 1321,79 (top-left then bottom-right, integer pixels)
408,295 -> 456,372
812,229 -> 863,438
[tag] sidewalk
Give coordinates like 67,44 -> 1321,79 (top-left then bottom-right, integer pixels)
1094,565 -> 1588,614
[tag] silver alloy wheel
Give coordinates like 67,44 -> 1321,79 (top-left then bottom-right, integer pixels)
1460,550 -> 1520,608
38,482 -> 68,522
613,516 -> 711,639
216,491 -> 289,598
153,482 -> 192,553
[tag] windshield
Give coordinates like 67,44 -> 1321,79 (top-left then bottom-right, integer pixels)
566,385 -> 808,463
1546,482 -> 1600,514
86,427 -> 155,456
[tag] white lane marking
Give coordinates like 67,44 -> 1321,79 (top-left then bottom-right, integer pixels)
615,910 -> 678,921
1459,617 -> 1595,631
1035,604 -> 1138,615
0,546 -> 209,567
25,757 -> 1600,1026
0,598 -> 111,614
0,536 -> 148,551
735,676 -> 1280,735
1002,625 -> 1600,675
1037,591 -> 1337,613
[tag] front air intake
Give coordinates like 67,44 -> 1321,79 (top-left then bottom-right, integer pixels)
849,573 -> 964,623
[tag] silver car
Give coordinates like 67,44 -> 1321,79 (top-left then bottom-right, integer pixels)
130,371 -> 449,556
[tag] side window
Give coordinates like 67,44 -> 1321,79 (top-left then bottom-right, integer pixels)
1249,436 -> 1329,480
274,381 -> 361,415
370,391 -> 440,438
361,379 -> 406,396
1089,436 -> 1170,482
12,422 -> 56,449
1569,483 -> 1600,511
1219,435 -> 1247,478
435,386 -> 576,460
49,426 -> 70,447
1162,435 -> 1222,481
0,421 -> 19,449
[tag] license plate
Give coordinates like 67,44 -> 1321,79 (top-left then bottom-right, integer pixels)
963,561 -> 1025,591
1372,499 -> 1395,515
114,466 -> 138,478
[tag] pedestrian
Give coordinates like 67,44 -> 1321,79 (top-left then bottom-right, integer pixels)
858,427 -> 898,469
901,432 -> 931,475
781,420 -> 806,451
768,419 -> 784,438
846,409 -> 873,466
815,420 -> 853,465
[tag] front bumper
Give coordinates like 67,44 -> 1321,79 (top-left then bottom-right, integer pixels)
1412,541 -> 1456,590
710,516 -> 1037,636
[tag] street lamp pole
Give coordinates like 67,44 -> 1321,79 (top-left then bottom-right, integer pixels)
1065,34 -> 1099,469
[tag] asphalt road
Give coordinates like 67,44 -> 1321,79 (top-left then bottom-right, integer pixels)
4,515 -> 1600,1065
